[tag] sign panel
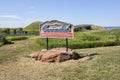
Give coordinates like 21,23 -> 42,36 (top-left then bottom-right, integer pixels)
40,20 -> 74,38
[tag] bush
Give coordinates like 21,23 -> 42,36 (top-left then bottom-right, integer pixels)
6,36 -> 28,41
0,40 -> 12,47
0,41 -> 4,47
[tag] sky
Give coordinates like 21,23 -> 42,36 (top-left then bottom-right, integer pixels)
0,0 -> 120,28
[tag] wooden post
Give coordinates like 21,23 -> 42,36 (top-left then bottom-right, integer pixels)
46,38 -> 48,50
66,38 -> 68,52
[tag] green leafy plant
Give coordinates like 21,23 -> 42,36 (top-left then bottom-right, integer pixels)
6,36 -> 28,41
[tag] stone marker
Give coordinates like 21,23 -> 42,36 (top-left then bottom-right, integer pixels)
29,48 -> 80,62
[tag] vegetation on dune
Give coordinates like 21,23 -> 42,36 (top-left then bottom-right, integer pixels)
24,21 -> 42,31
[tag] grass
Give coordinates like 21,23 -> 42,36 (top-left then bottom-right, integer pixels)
24,21 -> 42,31
75,46 -> 120,80
0,36 -> 42,63
0,44 -> 120,80
6,36 -> 28,41
0,41 -> 4,47
37,29 -> 120,49
0,36 -> 28,47
0,29 -> 120,80
0,29 -> 120,63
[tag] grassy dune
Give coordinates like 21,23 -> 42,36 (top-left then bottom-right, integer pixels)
24,21 -> 42,31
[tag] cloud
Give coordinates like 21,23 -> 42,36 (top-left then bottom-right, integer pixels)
0,15 -> 21,19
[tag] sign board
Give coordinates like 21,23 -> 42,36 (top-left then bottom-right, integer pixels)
40,20 -> 74,38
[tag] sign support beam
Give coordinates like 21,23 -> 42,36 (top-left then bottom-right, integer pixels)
66,38 -> 68,52
46,38 -> 48,50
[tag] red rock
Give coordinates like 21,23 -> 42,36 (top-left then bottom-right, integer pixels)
29,48 -> 79,62
29,52 -> 40,58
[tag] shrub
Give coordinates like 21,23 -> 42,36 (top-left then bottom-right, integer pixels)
6,36 -> 28,41
0,41 -> 4,47
0,40 -> 12,47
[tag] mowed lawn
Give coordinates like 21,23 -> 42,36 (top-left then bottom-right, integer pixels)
0,36 -> 120,80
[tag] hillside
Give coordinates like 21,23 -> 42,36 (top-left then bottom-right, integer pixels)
74,24 -> 105,31
24,21 -> 42,31
91,25 -> 105,30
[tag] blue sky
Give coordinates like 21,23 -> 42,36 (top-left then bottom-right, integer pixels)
0,0 -> 120,28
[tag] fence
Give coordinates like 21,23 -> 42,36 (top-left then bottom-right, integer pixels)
0,35 -> 6,42
0,31 -> 39,42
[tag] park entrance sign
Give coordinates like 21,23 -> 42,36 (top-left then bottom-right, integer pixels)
40,20 -> 74,38
40,20 -> 74,51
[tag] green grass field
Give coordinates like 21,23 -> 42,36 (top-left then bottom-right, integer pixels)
0,40 -> 119,80
0,29 -> 120,63
37,29 -> 120,49
0,29 -> 120,80
0,36 -> 42,63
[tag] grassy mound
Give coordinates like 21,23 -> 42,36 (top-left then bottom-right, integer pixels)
91,25 -> 105,30
74,24 -> 105,32
24,21 -> 42,31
